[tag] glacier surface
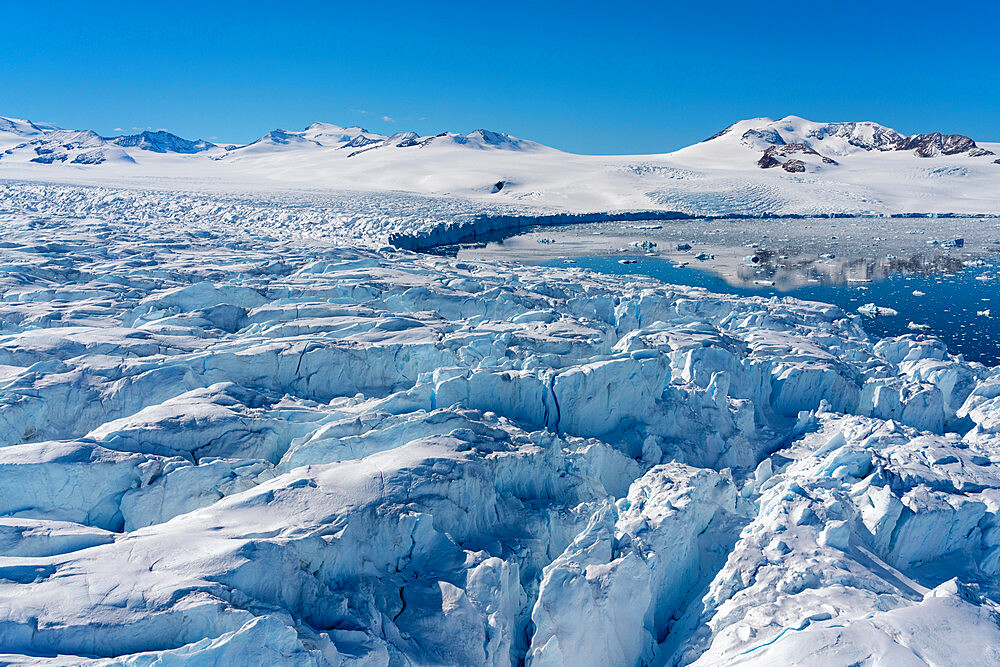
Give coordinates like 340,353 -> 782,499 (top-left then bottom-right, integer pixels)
0,203 -> 999,666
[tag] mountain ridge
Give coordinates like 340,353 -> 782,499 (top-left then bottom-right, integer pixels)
1,113 -> 994,163
1,113 -> 998,217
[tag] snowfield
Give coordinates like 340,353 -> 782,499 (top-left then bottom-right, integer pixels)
0,202 -> 999,666
2,114 -> 999,222
1,111 -> 1000,665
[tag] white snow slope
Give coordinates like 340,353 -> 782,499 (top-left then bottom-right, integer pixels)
2,114 -> 999,218
2,112 -> 1000,665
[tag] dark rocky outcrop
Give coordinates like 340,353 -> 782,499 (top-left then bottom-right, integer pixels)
757,153 -> 782,169
781,159 -> 805,173
897,133 -> 994,158
70,151 -> 107,165
757,143 -> 837,170
806,122 -> 905,151
30,153 -> 67,164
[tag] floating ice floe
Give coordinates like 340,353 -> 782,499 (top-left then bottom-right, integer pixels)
858,302 -> 899,317
928,237 -> 966,248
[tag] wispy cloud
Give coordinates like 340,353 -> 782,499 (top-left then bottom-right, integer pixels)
113,127 -> 123,132
382,115 -> 395,123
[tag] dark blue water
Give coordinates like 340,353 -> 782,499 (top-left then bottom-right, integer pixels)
542,255 -> 1000,366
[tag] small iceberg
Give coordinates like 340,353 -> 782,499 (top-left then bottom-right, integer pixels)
618,258 -> 637,265
858,302 -> 899,317
908,322 -> 932,331
928,237 -> 965,248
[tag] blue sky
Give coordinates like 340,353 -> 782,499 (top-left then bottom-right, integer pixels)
2,1 -> 997,154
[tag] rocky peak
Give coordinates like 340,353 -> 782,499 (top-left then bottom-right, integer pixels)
108,130 -> 215,154
898,133 -> 994,158
758,142 -> 838,171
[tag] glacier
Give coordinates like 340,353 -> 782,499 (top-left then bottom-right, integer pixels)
0,194 -> 999,666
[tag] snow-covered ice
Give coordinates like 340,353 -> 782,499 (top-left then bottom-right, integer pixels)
0,197 -> 998,665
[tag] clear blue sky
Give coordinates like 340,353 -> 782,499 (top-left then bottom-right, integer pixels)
2,1 -> 997,154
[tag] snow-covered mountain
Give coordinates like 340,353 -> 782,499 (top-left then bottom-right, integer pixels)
1,129 -> 136,165
1,113 -> 998,215
218,123 -> 544,158
0,120 -> 224,164
0,116 -> 56,138
0,116 -> 62,151
694,115 -> 993,172
108,130 -> 218,154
